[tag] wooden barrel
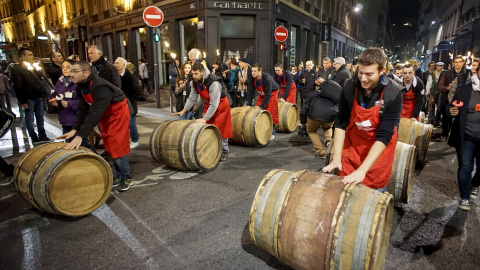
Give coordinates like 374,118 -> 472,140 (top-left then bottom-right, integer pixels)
276,102 -> 299,133
13,142 -> 113,217
397,118 -> 433,168
150,120 -> 222,171
386,142 -> 417,203
230,107 -> 273,146
250,170 -> 393,270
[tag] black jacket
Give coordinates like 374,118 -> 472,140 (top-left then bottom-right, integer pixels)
300,80 -> 342,123
332,65 -> 352,87
274,71 -> 295,100
402,76 -> 425,118
336,73 -> 404,146
46,63 -> 63,85
168,64 -> 178,87
318,67 -> 336,80
246,72 -> 279,109
91,57 -> 121,88
447,81 -> 478,148
11,62 -> 46,104
299,69 -> 317,99
73,74 -> 132,138
120,69 -> 142,115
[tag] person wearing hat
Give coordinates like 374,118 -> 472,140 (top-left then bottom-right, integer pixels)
425,62 -> 443,124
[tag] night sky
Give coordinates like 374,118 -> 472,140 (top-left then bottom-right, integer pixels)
388,0 -> 421,42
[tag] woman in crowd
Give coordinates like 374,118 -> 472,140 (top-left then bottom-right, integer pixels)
224,59 -> 240,107
175,62 -> 197,120
212,59 -> 224,77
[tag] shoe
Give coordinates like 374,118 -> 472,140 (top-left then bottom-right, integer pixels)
316,152 -> 327,159
324,140 -> 332,148
471,187 -> 479,200
118,178 -> 134,192
112,178 -> 122,188
270,135 -> 275,140
220,152 -> 228,162
130,142 -> 139,149
100,151 -> 108,158
459,199 -> 470,211
31,137 -> 42,145
439,137 -> 447,142
39,136 -> 52,142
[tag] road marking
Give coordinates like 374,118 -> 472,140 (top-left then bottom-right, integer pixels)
92,204 -> 160,269
429,142 -> 436,146
21,227 -> 40,270
132,182 -> 158,188
115,195 -> 181,259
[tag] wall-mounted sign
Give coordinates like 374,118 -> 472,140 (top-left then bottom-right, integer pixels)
209,1 -> 266,10
322,23 -> 331,42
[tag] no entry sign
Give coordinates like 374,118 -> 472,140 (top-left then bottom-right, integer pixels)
274,26 -> 288,42
143,6 -> 164,27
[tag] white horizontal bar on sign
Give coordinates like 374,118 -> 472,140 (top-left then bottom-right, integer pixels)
146,14 -> 161,19
276,33 -> 287,36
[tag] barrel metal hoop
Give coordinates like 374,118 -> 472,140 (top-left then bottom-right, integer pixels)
239,108 -> 249,144
333,184 -> 357,270
251,109 -> 261,146
418,124 -> 429,161
408,121 -> 417,145
364,194 -> 390,269
150,121 -> 172,163
189,123 -> 204,170
177,121 -> 192,169
351,191 -> 381,270
395,146 -> 408,200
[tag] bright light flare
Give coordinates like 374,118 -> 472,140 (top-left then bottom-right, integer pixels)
216,49 -> 220,56
171,52 -> 176,59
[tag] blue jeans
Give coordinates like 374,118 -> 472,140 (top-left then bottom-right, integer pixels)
180,111 -> 195,120
25,98 -> 46,139
272,124 -> 276,135
222,138 -> 229,154
113,155 -> 132,180
62,126 -> 98,154
376,186 -> 387,193
129,115 -> 139,143
456,138 -> 480,200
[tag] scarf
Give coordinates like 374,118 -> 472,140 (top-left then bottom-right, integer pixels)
229,67 -> 239,91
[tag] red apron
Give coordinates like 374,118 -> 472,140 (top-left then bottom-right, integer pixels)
254,78 -> 279,124
196,82 -> 233,138
401,85 -> 416,119
339,87 -> 398,189
277,72 -> 297,104
82,93 -> 131,159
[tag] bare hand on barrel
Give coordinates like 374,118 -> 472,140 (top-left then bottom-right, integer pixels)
64,136 -> 83,150
57,129 -> 76,140
341,169 -> 366,185
171,110 -> 185,117
450,106 -> 459,116
279,98 -> 285,103
322,159 -> 342,173
410,118 -> 417,121
195,118 -> 206,123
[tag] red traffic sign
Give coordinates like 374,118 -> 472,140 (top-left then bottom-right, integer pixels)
274,26 -> 288,42
143,6 -> 164,27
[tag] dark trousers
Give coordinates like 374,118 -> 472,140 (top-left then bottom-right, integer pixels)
25,98 -> 46,140
456,138 -> 480,200
439,93 -> 451,137
141,78 -> 152,93
0,156 -> 14,177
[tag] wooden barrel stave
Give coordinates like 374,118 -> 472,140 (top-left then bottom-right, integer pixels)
230,107 -> 273,146
398,118 -> 433,167
250,170 -> 394,270
276,102 -> 299,133
386,142 -> 417,203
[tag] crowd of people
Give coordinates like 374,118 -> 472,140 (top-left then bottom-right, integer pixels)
2,44 -> 479,211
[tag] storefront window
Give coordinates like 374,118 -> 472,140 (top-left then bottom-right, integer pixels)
179,18 -> 198,63
137,27 -> 148,61
220,16 -> 255,63
117,31 -> 129,60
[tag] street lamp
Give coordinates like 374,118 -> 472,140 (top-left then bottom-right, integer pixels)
354,3 -> 363,12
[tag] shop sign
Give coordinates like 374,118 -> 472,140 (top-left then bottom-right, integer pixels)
322,23 -> 331,42
210,1 -> 266,10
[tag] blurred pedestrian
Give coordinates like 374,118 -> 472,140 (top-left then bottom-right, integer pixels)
238,58 -> 252,106
332,57 -> 352,87
138,58 -> 152,94
318,57 -> 335,80
88,45 -> 121,88
225,59 -> 240,107
212,59 -> 223,77
299,61 -> 317,107
46,51 -> 63,85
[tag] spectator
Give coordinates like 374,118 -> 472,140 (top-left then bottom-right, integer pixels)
88,45 -> 121,88
299,61 -> 317,107
114,57 -> 142,149
238,58 -> 252,106
126,60 -> 135,75
46,51 -> 63,85
11,47 -> 51,144
318,57 -> 336,80
225,60 -> 240,107
175,62 -> 197,120
332,57 -> 352,87
212,59 -> 223,77
169,59 -> 179,99
138,59 -> 152,94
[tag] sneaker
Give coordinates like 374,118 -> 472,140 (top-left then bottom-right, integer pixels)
459,199 -> 470,211
316,152 -> 327,159
39,136 -> 52,142
324,139 -> 332,148
112,178 -> 122,188
118,178 -> 134,192
270,135 -> 275,140
471,187 -> 479,200
31,137 -> 42,145
220,152 -> 228,162
130,142 -> 139,149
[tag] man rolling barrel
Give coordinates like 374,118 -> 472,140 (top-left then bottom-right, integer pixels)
274,63 -> 297,104
57,61 -> 134,192
401,64 -> 425,120
322,48 -> 403,192
172,63 -> 232,162
245,63 -> 280,140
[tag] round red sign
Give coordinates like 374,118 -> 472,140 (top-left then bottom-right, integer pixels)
274,26 -> 288,42
143,6 -> 164,27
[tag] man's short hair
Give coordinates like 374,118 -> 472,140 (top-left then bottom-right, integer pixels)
191,62 -> 204,72
274,63 -> 283,69
116,57 -> 127,67
454,55 -> 465,62
395,65 -> 403,70
428,61 -> 436,67
18,47 -> 32,57
88,45 -> 103,55
473,58 -> 480,63
189,48 -> 202,59
334,57 -> 346,65
357,47 -> 387,71
72,61 -> 92,73
322,57 -> 331,62
49,52 -> 59,61
252,63 -> 262,71
403,64 -> 414,70
62,59 -> 76,66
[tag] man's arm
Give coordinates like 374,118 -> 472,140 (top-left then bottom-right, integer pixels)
11,65 -> 27,104
437,72 -> 449,93
376,90 -> 403,145
203,81 -> 221,121
245,76 -> 255,106
413,80 -> 424,118
183,82 -> 200,111
75,87 -> 114,138
281,72 -> 293,100
259,75 -> 272,109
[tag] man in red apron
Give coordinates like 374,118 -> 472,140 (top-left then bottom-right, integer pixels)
58,61 -> 134,192
245,64 -> 280,140
172,63 -> 232,162
323,48 -> 403,191
401,64 -> 425,120
274,63 -> 297,104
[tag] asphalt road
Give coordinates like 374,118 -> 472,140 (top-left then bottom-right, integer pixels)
0,100 -> 479,270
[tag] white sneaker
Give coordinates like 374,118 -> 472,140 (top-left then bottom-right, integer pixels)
270,135 -> 275,141
130,142 -> 139,148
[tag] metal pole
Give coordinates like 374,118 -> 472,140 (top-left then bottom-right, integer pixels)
153,27 -> 161,108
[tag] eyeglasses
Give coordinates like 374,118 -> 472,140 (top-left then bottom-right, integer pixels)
70,70 -> 87,74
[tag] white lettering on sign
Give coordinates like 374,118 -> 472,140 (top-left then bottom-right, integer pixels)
145,14 -> 162,19
213,2 -> 263,10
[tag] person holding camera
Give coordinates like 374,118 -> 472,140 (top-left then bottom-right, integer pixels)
300,78 -> 342,158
